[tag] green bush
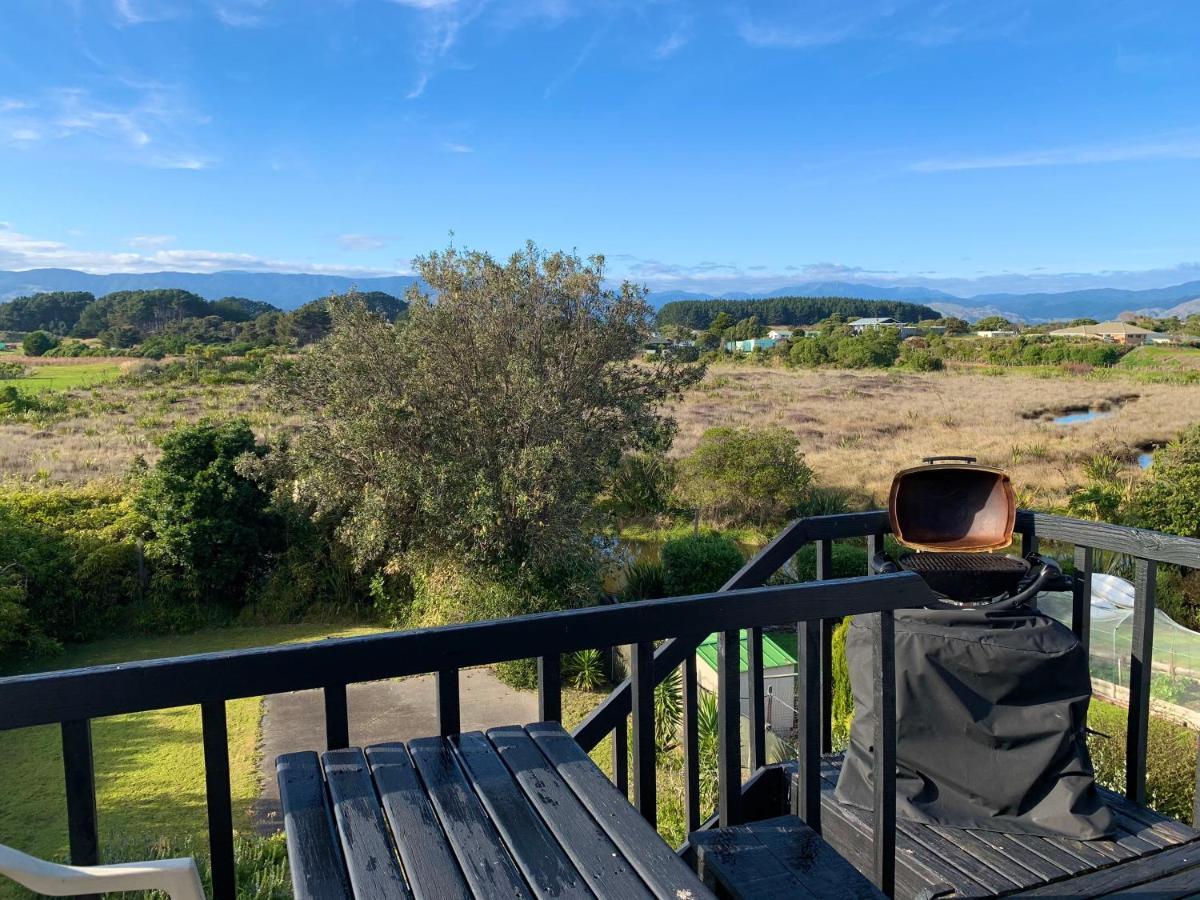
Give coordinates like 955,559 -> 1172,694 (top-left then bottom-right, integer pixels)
1088,700 -> 1196,824
678,426 -> 813,526
0,384 -> 66,420
563,648 -> 608,690
0,361 -> 26,379
661,532 -> 744,595
136,419 -> 279,608
623,559 -> 666,601
788,542 -> 869,582
899,345 -> 944,371
21,330 -> 58,356
495,658 -> 539,690
1131,425 -> 1200,539
608,453 -> 676,517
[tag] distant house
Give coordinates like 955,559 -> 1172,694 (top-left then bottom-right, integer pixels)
975,329 -> 1016,338
848,316 -> 900,333
643,333 -> 672,355
724,337 -> 777,353
1147,333 -> 1200,346
1047,322 -> 1155,345
766,328 -> 794,340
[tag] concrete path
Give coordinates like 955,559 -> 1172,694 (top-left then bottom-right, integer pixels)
254,667 -> 537,832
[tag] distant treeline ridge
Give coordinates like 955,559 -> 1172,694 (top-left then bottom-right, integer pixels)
655,296 -> 943,329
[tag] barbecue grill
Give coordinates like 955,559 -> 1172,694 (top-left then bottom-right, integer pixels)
835,456 -> 1113,840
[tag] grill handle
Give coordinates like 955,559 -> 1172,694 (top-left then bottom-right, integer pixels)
920,455 -> 978,465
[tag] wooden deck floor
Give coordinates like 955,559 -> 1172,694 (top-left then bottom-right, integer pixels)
814,754 -> 1200,899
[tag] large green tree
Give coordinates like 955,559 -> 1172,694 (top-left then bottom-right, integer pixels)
271,244 -> 702,593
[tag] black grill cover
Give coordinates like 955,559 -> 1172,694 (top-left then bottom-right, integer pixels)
835,602 -> 1113,838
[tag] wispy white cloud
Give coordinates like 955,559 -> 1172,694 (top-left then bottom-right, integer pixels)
654,24 -> 690,58
0,83 -> 214,168
128,234 -> 176,249
443,141 -> 473,153
214,0 -> 270,28
337,233 -> 390,251
0,224 -> 401,276
912,136 -> 1200,172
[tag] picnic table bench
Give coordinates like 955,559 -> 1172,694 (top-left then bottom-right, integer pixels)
277,721 -> 715,899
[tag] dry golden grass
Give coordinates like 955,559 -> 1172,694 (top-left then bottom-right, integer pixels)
670,364 -> 1200,509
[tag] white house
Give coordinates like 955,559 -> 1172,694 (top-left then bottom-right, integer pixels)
976,329 -> 1016,338
766,328 -> 794,341
848,316 -> 900,333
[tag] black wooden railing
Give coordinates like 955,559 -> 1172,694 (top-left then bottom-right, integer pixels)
1,510 -> 1198,900
0,567 -> 930,900
577,509 -> 1200,838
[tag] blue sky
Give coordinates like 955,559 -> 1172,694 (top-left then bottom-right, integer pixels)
2,0 -> 1200,296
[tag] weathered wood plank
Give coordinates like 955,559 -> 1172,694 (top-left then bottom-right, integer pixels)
524,722 -> 716,899
436,669 -> 460,738
794,618 -> 822,832
1072,546 -> 1093,652
684,651 -> 701,832
1010,839 -> 1200,896
364,743 -> 471,900
748,626 -> 767,770
630,640 -> 656,826
407,735 -> 529,897
322,748 -> 412,900
276,752 -> 351,900
538,654 -> 561,724
485,725 -> 654,899
450,732 -> 592,899
1014,511 -> 1200,569
323,684 -> 349,751
202,700 -> 237,900
1127,558 -> 1157,805
719,627 -> 743,827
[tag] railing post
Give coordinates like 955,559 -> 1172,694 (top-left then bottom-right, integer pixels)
1126,558 -> 1156,805
1022,528 -> 1039,558
683,652 -> 701,833
747,627 -> 766,770
436,669 -> 460,737
1193,731 -> 1200,828
872,610 -> 897,898
201,700 -> 236,900
793,619 -> 821,832
323,683 -> 349,750
1072,546 -> 1093,652
718,628 -> 742,827
631,642 -> 656,826
614,715 -> 629,796
61,719 -> 99,900
866,532 -> 886,573
816,539 -> 835,754
538,654 -> 562,723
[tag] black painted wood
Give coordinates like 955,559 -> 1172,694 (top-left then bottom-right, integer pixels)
276,752 -> 351,900
748,626 -> 767,771
0,572 -> 930,732
1072,546 -> 1093,652
816,539 -> 835,755
718,628 -> 743,827
202,700 -> 236,900
871,611 -> 896,897
1011,839 -> 1200,896
364,743 -> 471,900
436,669 -> 459,738
525,722 -> 715,899
322,748 -> 412,900
61,719 -> 99,900
691,815 -> 886,900
406,735 -> 530,897
1016,510 -> 1200,568
684,651 -> 701,832
794,619 -> 822,833
324,684 -> 349,750
1127,558 -> 1157,805
486,725 -> 654,899
1195,732 -> 1200,830
1022,528 -> 1039,558
537,654 -> 561,723
629,641 -> 656,826
613,715 -> 628,796
451,732 -> 592,899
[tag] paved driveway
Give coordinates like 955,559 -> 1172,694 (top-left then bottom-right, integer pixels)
254,667 -> 537,832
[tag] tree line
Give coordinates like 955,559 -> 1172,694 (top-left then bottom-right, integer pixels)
0,288 -> 408,355
655,295 -> 943,329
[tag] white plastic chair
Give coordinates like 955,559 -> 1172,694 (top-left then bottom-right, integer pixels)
0,844 -> 205,900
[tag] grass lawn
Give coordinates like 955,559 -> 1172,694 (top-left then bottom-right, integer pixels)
0,623 -> 386,872
1117,345 -> 1200,372
0,360 -> 124,391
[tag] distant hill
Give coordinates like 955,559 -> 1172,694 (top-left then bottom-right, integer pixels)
0,268 -> 422,309
656,296 -> 943,329
649,281 -> 957,306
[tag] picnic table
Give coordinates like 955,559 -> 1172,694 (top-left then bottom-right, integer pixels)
277,721 -> 715,899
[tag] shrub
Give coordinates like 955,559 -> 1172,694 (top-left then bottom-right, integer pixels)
788,543 -> 869,582
21,330 -> 58,356
661,532 -> 744,595
794,485 -> 854,518
655,665 -> 683,752
495,658 -> 539,690
1088,700 -> 1196,823
136,419 -> 278,608
1131,425 -> 1200,538
607,452 -> 676,518
0,385 -> 66,420
563,648 -> 607,690
678,426 -> 813,526
898,346 -> 944,371
0,361 -> 27,379
622,559 -> 666,601
789,338 -> 829,368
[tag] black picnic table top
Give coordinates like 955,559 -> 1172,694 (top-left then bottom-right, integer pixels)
276,721 -> 715,900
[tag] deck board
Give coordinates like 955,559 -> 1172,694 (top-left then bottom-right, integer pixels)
810,753 -> 1200,899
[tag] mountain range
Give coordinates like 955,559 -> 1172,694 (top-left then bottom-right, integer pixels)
2,268 -> 1199,322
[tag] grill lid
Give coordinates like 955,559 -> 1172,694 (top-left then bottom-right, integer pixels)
888,456 -> 1016,553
